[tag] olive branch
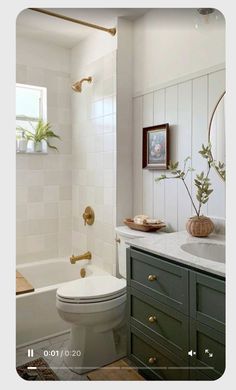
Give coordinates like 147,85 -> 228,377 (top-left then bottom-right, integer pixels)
156,143 -> 225,217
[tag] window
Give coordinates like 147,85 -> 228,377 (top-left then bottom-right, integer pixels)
16,83 -> 47,132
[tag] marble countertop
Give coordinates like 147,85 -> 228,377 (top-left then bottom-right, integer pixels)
125,230 -> 225,277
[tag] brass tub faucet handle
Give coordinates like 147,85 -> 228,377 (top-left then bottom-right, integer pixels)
83,206 -> 95,226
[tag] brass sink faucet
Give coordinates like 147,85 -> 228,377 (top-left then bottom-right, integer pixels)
70,251 -> 92,264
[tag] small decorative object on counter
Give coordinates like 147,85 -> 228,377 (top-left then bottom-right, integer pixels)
156,143 -> 224,237
124,218 -> 166,232
133,215 -> 149,224
186,216 -> 214,237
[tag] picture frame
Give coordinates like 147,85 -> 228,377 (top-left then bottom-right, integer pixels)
142,123 -> 169,170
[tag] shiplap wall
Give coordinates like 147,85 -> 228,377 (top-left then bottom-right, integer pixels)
133,68 -> 225,231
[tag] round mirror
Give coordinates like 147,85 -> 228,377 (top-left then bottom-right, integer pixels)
208,91 -> 226,181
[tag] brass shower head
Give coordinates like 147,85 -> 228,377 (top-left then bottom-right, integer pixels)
72,76 -> 92,92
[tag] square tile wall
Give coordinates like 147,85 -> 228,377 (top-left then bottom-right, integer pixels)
16,64 -> 72,264
72,51 -> 117,275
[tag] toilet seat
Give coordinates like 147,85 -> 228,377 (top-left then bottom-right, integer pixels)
56,275 -> 126,314
57,275 -> 126,305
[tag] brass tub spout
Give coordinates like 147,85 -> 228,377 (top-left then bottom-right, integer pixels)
70,251 -> 92,264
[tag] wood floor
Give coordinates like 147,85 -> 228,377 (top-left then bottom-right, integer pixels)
87,359 -> 145,381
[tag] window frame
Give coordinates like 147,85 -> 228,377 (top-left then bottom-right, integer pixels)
16,83 -> 47,126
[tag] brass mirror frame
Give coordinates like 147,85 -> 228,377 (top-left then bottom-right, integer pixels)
208,91 -> 226,182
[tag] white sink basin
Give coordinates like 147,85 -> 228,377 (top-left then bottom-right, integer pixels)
181,242 -> 225,263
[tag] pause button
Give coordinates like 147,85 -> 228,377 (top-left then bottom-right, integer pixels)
27,349 -> 34,357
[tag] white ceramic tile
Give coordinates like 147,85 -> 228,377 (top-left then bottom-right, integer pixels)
44,202 -> 59,219
59,217 -> 72,232
103,114 -> 113,133
104,169 -> 114,187
59,201 -> 72,218
27,202 -> 44,219
16,204 -> 27,220
91,99 -> 103,118
43,186 -> 59,202
104,133 -> 115,152
59,186 -> 72,200
95,135 -> 104,152
103,188 -> 113,206
26,235 -> 44,253
16,220 -> 28,237
104,96 -> 113,115
16,186 -> 27,204
28,186 -> 44,202
44,234 -> 59,252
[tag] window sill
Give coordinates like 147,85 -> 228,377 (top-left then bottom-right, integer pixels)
16,151 -> 48,155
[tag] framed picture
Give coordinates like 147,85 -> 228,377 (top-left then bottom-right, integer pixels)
142,123 -> 169,170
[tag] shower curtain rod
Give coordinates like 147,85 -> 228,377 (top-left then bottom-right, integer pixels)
29,8 -> 117,36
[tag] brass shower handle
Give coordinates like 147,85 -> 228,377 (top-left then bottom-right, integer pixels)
83,206 -> 95,226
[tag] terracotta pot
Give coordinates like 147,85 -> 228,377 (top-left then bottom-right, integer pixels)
186,216 -> 214,237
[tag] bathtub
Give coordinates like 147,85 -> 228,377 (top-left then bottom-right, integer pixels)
16,258 -> 109,347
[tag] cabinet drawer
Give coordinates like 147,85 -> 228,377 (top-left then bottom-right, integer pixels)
129,287 -> 188,359
128,248 -> 188,314
190,271 -> 225,332
189,319 -> 225,380
129,326 -> 189,380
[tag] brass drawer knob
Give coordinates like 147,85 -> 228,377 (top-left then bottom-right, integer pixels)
115,238 -> 121,243
148,357 -> 157,364
148,315 -> 157,323
148,274 -> 157,282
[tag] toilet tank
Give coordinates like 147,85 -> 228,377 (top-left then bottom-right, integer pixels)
115,226 -> 147,278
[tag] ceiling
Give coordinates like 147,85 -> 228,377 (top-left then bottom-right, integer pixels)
16,8 -> 148,48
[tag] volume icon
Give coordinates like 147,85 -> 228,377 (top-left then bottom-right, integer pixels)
188,350 -> 196,356
27,349 -> 34,357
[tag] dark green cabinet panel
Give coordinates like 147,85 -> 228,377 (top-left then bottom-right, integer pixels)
130,326 -> 189,380
128,248 -> 189,314
189,271 -> 225,333
129,287 -> 188,359
189,319 -> 225,380
127,247 -> 225,381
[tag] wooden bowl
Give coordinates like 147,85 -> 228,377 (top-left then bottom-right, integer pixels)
124,218 -> 166,232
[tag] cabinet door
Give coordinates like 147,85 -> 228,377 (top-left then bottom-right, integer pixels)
129,325 -> 189,380
189,319 -> 225,380
189,271 -> 225,332
127,248 -> 189,314
129,287 -> 188,359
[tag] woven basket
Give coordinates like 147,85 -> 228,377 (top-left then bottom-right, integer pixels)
186,216 -> 214,237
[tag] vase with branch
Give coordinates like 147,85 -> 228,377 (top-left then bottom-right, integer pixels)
156,143 -> 225,237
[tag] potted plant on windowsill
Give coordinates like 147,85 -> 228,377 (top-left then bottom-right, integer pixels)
17,119 -> 61,153
156,143 -> 225,237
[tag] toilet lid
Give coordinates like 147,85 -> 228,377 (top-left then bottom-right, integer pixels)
57,275 -> 126,303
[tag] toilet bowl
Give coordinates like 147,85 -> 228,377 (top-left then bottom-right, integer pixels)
56,226 -> 147,374
56,275 -> 126,373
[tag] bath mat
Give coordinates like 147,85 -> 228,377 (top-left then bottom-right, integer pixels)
16,358 -> 59,381
87,359 -> 145,381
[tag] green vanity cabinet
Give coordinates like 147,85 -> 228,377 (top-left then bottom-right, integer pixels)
189,271 -> 225,333
127,247 -> 225,381
189,319 -> 225,380
127,248 -> 189,314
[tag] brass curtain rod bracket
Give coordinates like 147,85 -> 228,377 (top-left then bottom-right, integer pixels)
29,8 -> 116,36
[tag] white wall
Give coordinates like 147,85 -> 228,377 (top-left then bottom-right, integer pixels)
133,67 -> 225,231
71,34 -> 117,274
16,37 -> 72,263
116,18 -> 133,225
133,9 -> 225,95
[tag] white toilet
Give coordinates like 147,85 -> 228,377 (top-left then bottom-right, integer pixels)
56,226 -> 146,374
